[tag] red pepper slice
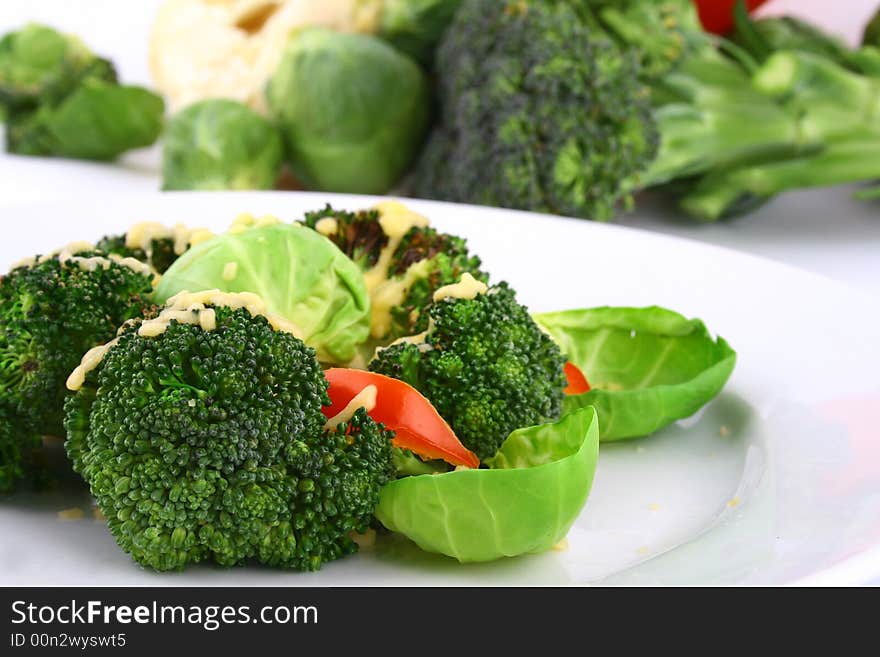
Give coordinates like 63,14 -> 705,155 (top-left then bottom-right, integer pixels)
694,0 -> 769,35
564,362 -> 591,395
323,368 -> 480,469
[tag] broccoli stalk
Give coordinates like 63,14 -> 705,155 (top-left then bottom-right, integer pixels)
592,0 -> 880,219
854,184 -> 880,201
681,133 -> 880,220
676,50 -> 880,220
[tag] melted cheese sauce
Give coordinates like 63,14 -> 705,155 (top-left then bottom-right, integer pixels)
362,201 -> 430,292
362,201 -> 431,339
11,242 -> 154,277
66,339 -> 121,392
433,273 -> 488,303
222,261 -> 239,281
323,384 -> 378,431
228,212 -> 281,234
66,290 -> 305,391
314,217 -> 338,236
125,221 -> 207,257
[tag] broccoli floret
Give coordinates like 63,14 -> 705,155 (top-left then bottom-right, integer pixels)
369,283 -> 567,461
0,400 -> 40,493
95,233 -> 179,274
302,204 -> 488,341
64,302 -> 394,571
411,0 -> 658,221
388,226 -> 487,338
303,205 -> 388,270
0,250 -> 154,491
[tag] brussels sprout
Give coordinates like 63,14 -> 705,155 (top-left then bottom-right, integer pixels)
376,407 -> 600,562
534,306 -> 736,441
154,221 -> 370,364
377,0 -> 463,66
266,27 -> 430,194
162,99 -> 284,190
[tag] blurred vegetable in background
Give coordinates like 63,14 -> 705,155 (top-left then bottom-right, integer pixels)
5,0 -> 880,211
0,23 -> 163,160
7,80 -> 164,160
162,99 -> 283,190
267,27 -> 429,194
413,0 -> 880,221
731,14 -> 855,66
411,0 -> 658,221
693,0 -> 768,35
864,5 -> 880,47
375,0 -> 462,66
731,8 -> 880,76
678,4 -> 880,218
0,23 -> 114,113
150,0 -> 461,113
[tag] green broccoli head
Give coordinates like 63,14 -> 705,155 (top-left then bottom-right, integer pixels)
0,250 -> 154,434
587,0 -> 708,81
302,204 -> 488,342
369,282 -> 567,461
64,301 -> 394,571
303,205 -> 388,270
411,0 -> 658,221
95,233 -> 179,274
387,226 -> 487,338
0,400 -> 40,493
0,249 -> 154,492
96,222 -> 208,275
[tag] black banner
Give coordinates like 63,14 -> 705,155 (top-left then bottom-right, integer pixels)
0,585 -> 852,651
2,587 -> 596,651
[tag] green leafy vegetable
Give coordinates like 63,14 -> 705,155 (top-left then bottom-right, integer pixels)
675,49 -> 880,220
154,222 -> 370,364
377,0 -> 462,66
375,406 -> 599,562
7,79 -> 164,159
0,23 -> 114,113
266,27 -> 430,194
730,12 -> 856,69
865,7 -> 880,48
162,99 -> 283,190
0,23 -> 163,160
534,307 -> 736,441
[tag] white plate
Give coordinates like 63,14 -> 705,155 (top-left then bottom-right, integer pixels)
1,192 -> 879,586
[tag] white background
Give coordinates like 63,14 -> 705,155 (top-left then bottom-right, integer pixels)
0,0 -> 878,297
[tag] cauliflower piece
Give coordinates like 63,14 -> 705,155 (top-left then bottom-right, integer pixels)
149,0 -> 381,113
